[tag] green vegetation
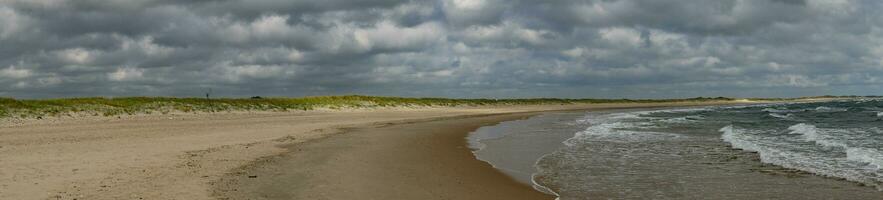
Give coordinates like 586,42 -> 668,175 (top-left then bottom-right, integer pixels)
0,95 -> 818,119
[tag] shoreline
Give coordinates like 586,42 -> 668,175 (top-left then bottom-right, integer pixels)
0,101 -> 768,200
466,111 -> 590,194
467,106 -> 727,196
211,103 -> 757,200
211,112 -> 556,200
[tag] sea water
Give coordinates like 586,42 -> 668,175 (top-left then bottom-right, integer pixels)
470,99 -> 883,199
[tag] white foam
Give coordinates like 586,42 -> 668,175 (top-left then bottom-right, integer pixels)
720,125 -> 768,154
815,106 -> 847,112
721,126 -> 806,166
566,112 -> 683,146
789,123 -> 819,140
722,102 -> 790,109
762,108 -> 789,113
720,126 -> 749,150
721,125 -> 883,189
660,107 -> 712,113
721,126 -> 840,181
574,112 -> 639,125
846,148 -> 883,169
788,123 -> 847,148
877,112 -> 883,117
661,115 -> 704,123
768,113 -> 792,119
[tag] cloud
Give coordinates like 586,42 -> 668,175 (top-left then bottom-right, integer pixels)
107,67 -> 144,81
0,5 -> 31,39
1,0 -> 883,98
55,48 -> 96,64
0,65 -> 31,79
354,21 -> 444,52
442,0 -> 506,27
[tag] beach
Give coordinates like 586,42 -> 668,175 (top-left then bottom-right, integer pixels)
0,101 -> 754,200
212,112 -> 553,200
4,0 -> 880,199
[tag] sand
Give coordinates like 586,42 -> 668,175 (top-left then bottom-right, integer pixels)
213,112 -> 554,200
0,101 -> 755,200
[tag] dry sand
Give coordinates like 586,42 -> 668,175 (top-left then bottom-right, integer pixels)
0,101 -> 755,200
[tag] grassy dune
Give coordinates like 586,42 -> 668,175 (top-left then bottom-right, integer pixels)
0,95 -> 830,119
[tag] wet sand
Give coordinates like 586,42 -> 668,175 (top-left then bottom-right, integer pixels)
212,113 -> 555,200
467,111 -> 590,189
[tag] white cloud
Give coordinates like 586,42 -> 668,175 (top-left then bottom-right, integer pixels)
218,64 -> 291,82
233,47 -> 305,64
599,27 -> 642,47
768,74 -> 828,87
108,67 -> 144,81
0,6 -> 30,39
56,48 -> 95,64
458,22 -> 552,46
648,29 -> 688,48
353,21 -> 444,51
119,36 -> 173,57
287,49 -> 304,62
213,14 -> 315,45
562,47 -> 586,58
37,76 -> 62,86
251,15 -> 290,37
808,0 -> 855,16
442,0 -> 503,27
570,2 -> 615,24
450,0 -> 486,10
0,65 -> 32,79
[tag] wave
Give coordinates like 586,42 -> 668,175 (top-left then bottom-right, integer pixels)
768,113 -> 792,119
566,122 -> 682,145
762,107 -> 816,113
814,106 -> 847,112
721,125 -> 883,189
573,112 -> 640,125
720,125 -> 802,167
762,108 -> 791,113
723,102 -> 793,110
566,111 -> 685,146
787,123 -> 847,148
789,123 -> 821,141
661,115 -> 704,123
786,124 -> 883,180
846,148 -> 883,169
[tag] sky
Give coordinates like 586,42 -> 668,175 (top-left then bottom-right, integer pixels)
1,0 -> 882,99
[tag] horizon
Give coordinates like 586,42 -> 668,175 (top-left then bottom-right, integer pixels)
3,1 -> 883,99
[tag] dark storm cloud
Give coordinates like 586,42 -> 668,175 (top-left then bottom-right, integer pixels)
2,0 -> 883,99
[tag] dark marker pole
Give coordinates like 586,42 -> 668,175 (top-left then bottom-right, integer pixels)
206,88 -> 212,111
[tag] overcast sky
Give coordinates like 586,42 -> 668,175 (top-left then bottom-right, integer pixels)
1,0 -> 882,99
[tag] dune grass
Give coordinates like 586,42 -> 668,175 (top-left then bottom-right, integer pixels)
0,95 -> 749,119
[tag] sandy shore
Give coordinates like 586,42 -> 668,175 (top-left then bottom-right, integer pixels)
0,101 -> 755,200
213,112 -> 554,200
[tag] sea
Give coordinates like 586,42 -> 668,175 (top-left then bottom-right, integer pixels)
469,99 -> 883,199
